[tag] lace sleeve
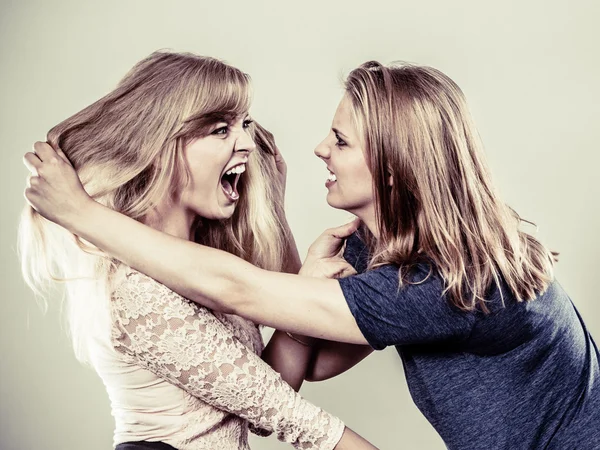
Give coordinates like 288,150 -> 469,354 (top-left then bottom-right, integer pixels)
111,270 -> 344,450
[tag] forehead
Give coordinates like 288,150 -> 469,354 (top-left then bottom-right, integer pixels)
332,96 -> 359,137
333,96 -> 352,123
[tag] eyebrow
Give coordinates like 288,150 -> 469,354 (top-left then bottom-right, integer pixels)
332,127 -> 348,139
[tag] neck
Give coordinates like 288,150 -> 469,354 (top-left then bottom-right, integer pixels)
351,206 -> 378,239
146,203 -> 196,241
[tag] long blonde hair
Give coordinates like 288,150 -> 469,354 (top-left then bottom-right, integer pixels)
18,51 -> 290,362
345,61 -> 557,312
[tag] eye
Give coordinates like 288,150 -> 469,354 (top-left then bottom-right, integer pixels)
211,125 -> 229,136
335,134 -> 347,147
243,119 -> 254,129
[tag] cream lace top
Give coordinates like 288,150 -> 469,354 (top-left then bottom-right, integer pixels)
91,268 -> 344,450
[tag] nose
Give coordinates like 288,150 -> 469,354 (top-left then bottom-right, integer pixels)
234,129 -> 256,154
314,136 -> 330,160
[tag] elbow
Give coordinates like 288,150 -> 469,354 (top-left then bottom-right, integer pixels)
304,373 -> 321,383
305,371 -> 334,383
304,362 -> 335,383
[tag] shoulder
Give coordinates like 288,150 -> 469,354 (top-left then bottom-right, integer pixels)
342,260 -> 444,294
111,267 -> 200,319
338,263 -> 474,348
343,231 -> 370,273
338,262 -> 453,319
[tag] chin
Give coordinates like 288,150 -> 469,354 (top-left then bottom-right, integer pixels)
326,193 -> 368,217
219,203 -> 238,219
326,192 -> 347,210
197,204 -> 237,221
214,209 -> 236,221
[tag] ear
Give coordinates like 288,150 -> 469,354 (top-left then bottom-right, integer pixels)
387,168 -> 393,187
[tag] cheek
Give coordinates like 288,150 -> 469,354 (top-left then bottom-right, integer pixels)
186,152 -> 225,189
344,159 -> 373,195
183,141 -> 227,190
187,161 -> 209,188
179,167 -> 217,208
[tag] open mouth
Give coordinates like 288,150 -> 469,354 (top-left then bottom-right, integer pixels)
326,168 -> 337,186
220,163 -> 246,201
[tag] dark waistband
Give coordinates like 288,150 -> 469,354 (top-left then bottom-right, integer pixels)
115,442 -> 177,450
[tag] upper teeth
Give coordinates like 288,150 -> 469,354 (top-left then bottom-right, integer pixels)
327,171 -> 337,182
226,164 -> 246,176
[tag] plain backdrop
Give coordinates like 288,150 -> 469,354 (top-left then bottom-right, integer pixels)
1,1 -> 598,449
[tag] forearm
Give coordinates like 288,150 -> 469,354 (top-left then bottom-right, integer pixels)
260,219 -> 316,389
67,200 -> 244,313
66,201 -> 366,344
281,218 -> 302,274
25,142 -> 367,343
261,330 -> 315,391
335,427 -> 379,450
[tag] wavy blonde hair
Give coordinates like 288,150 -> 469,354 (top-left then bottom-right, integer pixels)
18,51 -> 290,362
345,61 -> 557,312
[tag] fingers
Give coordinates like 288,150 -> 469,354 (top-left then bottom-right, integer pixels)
33,141 -> 59,162
24,188 -> 36,207
25,142 -> 73,184
338,265 -> 358,279
25,174 -> 42,190
24,177 -> 43,205
33,140 -> 71,166
327,217 -> 361,240
55,146 -> 72,165
325,261 -> 348,278
323,257 -> 357,279
23,152 -> 42,173
270,136 -> 283,161
253,122 -> 276,156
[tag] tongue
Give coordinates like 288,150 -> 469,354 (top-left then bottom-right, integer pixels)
221,176 -> 240,200
221,178 -> 233,195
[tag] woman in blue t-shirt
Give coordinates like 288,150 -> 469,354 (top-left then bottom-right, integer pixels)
24,61 -> 599,449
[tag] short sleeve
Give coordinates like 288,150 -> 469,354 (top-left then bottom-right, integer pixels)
338,264 -> 475,350
343,231 -> 369,273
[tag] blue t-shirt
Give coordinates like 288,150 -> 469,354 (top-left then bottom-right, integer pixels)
338,232 -> 600,449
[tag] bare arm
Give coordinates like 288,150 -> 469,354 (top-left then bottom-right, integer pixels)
24,143 -> 368,344
98,203 -> 363,342
263,219 -> 370,388
261,218 -> 316,391
337,428 -> 380,450
262,330 -> 315,390
306,341 -> 374,382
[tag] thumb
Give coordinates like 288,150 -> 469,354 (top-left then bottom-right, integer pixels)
337,265 -> 358,279
325,260 -> 353,278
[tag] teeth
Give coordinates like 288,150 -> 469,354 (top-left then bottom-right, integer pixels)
225,164 -> 246,176
327,171 -> 337,182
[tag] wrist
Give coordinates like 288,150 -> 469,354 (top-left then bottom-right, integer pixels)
63,197 -> 100,234
299,254 -> 319,276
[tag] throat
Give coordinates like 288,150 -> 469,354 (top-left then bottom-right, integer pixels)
145,206 -> 196,241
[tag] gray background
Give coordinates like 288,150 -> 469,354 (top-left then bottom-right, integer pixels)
1,0 -> 598,449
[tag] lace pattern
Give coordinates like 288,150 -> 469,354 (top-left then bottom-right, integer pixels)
110,269 -> 344,449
